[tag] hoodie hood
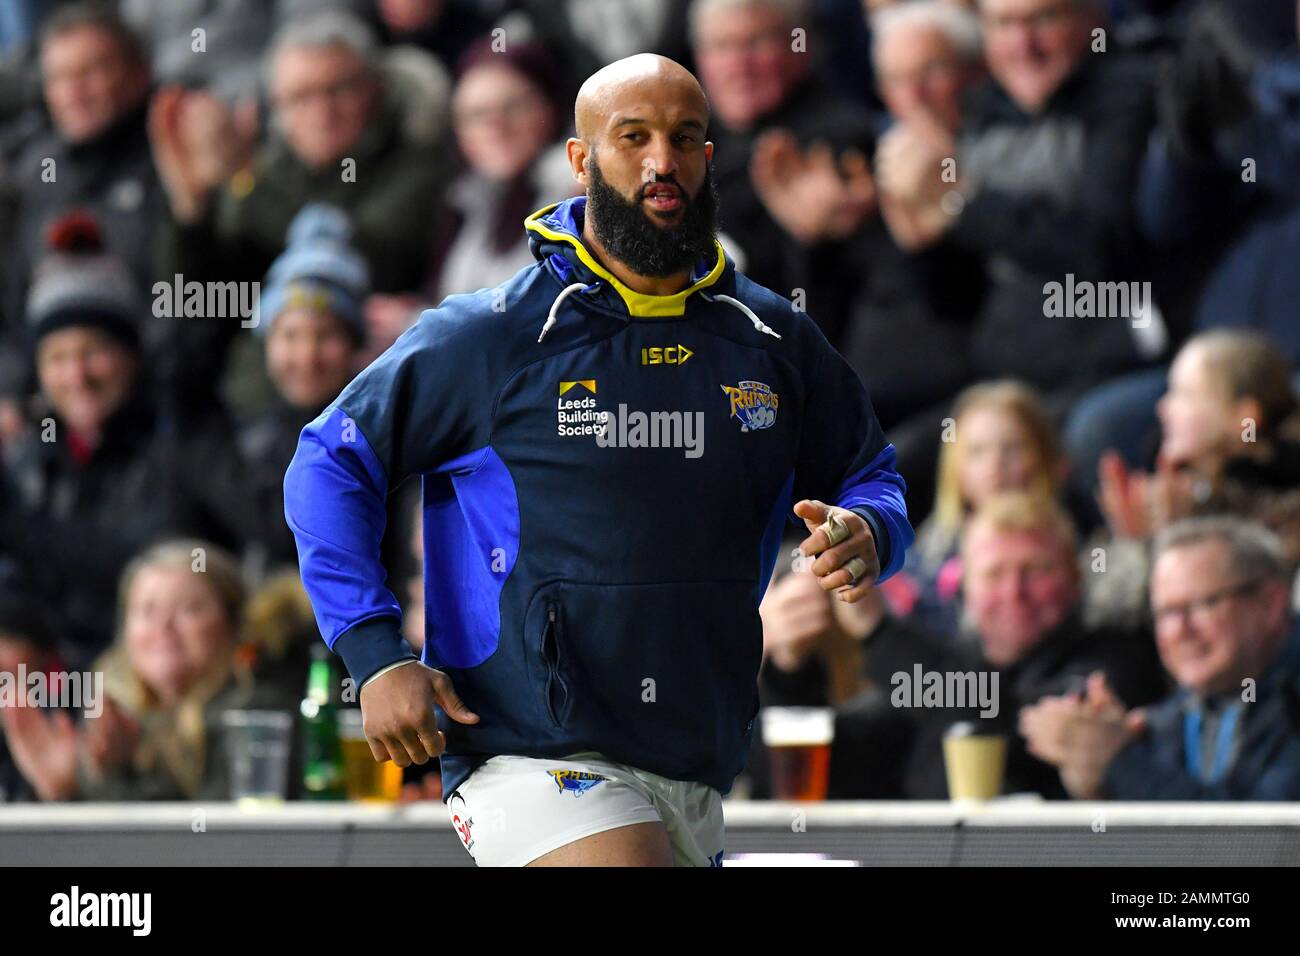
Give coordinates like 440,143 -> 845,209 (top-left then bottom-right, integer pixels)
524,195 -> 732,318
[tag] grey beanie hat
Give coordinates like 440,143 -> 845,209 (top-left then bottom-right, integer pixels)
26,211 -> 142,349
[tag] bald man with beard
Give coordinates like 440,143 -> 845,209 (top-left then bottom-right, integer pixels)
285,54 -> 913,866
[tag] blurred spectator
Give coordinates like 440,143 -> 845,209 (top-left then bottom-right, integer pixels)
0,2 -> 85,124
0,0 -> 161,401
1022,517 -> 1300,799
879,0 -> 1160,518
150,8 -> 447,419
1062,0 -> 1300,497
756,491 -> 1166,798
240,568 -> 320,706
0,213 -> 244,667
0,566 -> 62,803
833,0 -> 987,427
119,0 -> 272,103
692,0 -> 879,342
501,0 -> 693,106
1086,330 -> 1300,628
881,379 -> 1065,638
239,204 -> 368,569
423,38 -> 575,302
758,544 -> 877,710
375,0 -> 494,75
1,540 -> 297,800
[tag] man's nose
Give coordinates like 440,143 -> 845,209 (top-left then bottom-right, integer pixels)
65,359 -> 93,390
1000,26 -> 1037,60
643,141 -> 680,178
1005,569 -> 1033,600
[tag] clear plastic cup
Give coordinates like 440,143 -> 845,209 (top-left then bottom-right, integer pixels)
222,710 -> 293,807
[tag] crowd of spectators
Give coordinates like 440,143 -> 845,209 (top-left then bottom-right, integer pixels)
0,0 -> 1297,803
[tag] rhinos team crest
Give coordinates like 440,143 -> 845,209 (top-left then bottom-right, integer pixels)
720,380 -> 779,432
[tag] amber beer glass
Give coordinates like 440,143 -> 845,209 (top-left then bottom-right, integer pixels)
761,707 -> 834,800
338,708 -> 403,802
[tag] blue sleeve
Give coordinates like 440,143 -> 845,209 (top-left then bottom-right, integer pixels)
792,329 -> 914,583
284,304 -> 495,685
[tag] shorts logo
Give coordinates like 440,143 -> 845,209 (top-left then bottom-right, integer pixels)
720,380 -> 779,432
449,791 -> 475,852
547,770 -> 607,796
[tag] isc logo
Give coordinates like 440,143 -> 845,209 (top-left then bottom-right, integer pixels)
641,344 -> 693,366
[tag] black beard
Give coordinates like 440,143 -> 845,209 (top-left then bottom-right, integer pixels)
585,154 -> 719,279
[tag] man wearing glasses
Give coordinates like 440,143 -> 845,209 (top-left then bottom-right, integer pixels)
149,8 -> 446,414
1021,516 -> 1300,800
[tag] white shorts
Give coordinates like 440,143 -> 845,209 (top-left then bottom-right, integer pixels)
446,751 -> 725,867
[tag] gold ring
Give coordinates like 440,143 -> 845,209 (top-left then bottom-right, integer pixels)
821,511 -> 851,548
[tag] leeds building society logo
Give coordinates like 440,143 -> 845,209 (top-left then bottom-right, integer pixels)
557,379 -> 609,437
720,380 -> 779,432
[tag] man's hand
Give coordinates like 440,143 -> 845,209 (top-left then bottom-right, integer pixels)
1,704 -> 80,801
750,130 -> 876,244
358,662 -> 480,768
1018,673 -> 1147,799
874,114 -> 956,205
874,115 -> 961,252
792,499 -> 880,604
80,697 -> 141,780
148,85 -> 257,224
760,570 -> 834,672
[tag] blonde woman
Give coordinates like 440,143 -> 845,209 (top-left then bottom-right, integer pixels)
4,540 -> 297,800
881,379 -> 1065,637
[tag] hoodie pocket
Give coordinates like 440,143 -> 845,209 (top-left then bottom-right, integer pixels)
540,600 -> 571,728
524,580 -> 764,784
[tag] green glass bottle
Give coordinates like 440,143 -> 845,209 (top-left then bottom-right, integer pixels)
300,644 -> 345,799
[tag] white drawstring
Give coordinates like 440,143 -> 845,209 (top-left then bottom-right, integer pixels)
701,292 -> 782,339
539,283 -> 781,343
538,281 -> 599,342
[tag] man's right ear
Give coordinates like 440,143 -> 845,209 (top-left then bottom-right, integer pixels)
566,138 -> 590,186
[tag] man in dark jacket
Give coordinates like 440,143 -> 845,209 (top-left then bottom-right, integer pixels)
876,0 -> 1161,519
0,1 -> 161,399
1022,516 -> 1300,800
690,0 -> 880,346
877,0 -> 1157,393
284,54 -> 912,866
0,215 -> 246,668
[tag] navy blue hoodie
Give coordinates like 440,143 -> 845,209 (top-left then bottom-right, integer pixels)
284,196 -> 913,797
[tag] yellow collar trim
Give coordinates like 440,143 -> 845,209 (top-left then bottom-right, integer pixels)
525,202 -> 726,317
